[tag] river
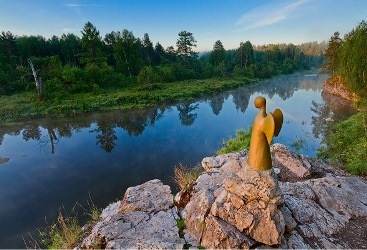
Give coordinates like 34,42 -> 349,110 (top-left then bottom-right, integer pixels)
0,73 -> 356,248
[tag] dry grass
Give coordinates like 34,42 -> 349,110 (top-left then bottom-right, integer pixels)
38,211 -> 82,249
173,163 -> 203,191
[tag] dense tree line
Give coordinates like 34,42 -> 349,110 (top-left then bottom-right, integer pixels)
322,20 -> 367,96
0,21 -> 324,97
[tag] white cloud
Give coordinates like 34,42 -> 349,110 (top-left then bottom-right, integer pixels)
62,28 -> 78,33
65,4 -> 110,7
235,0 -> 309,31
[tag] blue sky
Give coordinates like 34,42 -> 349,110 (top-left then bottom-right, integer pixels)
1,0 -> 366,51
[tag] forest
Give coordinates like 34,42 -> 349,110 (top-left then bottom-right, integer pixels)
319,20 -> 367,176
0,21 -> 325,100
322,20 -> 367,97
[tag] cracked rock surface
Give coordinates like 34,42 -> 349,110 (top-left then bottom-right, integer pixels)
79,179 -> 185,249
77,145 -> 367,249
182,145 -> 367,249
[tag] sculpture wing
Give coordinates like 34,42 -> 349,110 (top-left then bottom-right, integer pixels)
272,108 -> 283,136
263,114 -> 275,145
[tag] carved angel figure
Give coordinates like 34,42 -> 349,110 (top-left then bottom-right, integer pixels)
247,96 -> 283,171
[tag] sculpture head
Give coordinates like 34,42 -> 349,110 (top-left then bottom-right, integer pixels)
254,96 -> 266,109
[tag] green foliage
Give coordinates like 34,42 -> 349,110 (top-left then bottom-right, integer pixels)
318,112 -> 367,176
338,21 -> 367,96
322,21 -> 367,96
176,30 -> 197,60
219,128 -> 252,154
176,219 -> 185,238
322,31 -> 343,76
80,21 -> 106,67
238,41 -> 254,68
210,40 -> 225,66
0,78 -> 246,122
0,21 -> 324,109
113,29 -> 142,77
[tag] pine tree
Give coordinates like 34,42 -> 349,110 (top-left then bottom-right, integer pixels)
176,31 -> 197,63
209,40 -> 225,66
322,31 -> 342,76
80,21 -> 106,66
142,33 -> 154,66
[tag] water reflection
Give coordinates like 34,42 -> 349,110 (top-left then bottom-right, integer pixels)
0,74 -> 354,156
0,73 -> 358,248
90,122 -> 117,153
177,103 -> 199,126
310,91 -> 357,140
208,94 -> 227,116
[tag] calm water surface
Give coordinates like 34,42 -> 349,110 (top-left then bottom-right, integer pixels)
0,74 -> 356,248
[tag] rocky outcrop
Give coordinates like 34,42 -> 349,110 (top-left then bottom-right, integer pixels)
181,144 -> 366,249
79,179 -> 185,249
281,177 -> 367,248
323,76 -> 359,101
78,144 -> 367,249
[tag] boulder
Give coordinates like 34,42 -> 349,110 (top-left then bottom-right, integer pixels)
184,153 -> 287,247
120,179 -> 172,213
79,179 -> 185,249
201,150 -> 248,171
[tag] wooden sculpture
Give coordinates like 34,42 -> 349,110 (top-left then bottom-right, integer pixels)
247,96 -> 283,171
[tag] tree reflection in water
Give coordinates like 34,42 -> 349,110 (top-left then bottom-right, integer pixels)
310,91 -> 357,141
176,103 -> 199,126
90,121 -> 117,153
0,74 -> 356,155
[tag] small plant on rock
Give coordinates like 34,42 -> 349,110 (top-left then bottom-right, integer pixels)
173,163 -> 202,191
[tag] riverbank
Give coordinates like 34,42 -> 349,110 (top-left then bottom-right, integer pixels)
0,77 -> 254,124
321,75 -> 367,176
75,144 -> 367,249
323,75 -> 359,102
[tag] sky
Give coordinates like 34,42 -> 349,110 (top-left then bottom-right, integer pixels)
0,0 -> 366,51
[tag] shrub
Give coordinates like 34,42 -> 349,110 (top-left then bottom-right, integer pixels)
137,66 -> 161,84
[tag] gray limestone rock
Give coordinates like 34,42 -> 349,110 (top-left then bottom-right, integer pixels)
79,180 -> 184,249
78,144 -> 367,249
121,179 -> 172,213
280,176 -> 367,248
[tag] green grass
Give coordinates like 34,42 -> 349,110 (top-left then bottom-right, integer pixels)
218,128 -> 252,154
318,111 -> 367,176
176,219 -> 185,238
0,77 -> 253,124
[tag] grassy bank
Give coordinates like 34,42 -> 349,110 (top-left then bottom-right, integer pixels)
0,77 -> 254,123
218,128 -> 252,154
318,110 -> 367,176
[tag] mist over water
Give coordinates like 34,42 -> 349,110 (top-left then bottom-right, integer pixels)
0,73 -> 356,248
